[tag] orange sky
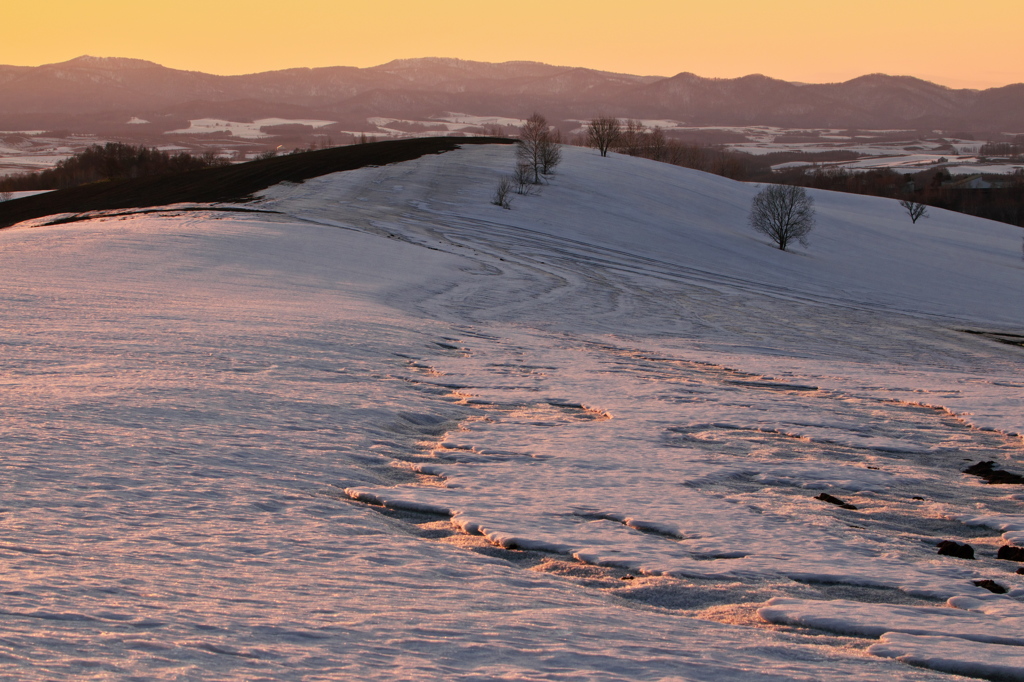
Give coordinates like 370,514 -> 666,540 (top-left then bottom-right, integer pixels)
5,0 -> 1023,88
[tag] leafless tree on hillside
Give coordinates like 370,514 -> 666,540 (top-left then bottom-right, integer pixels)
517,112 -> 560,183
492,176 -> 513,209
512,162 -> 536,195
586,116 -> 621,157
617,119 -> 648,156
899,198 -> 929,224
750,184 -> 816,251
541,128 -> 562,176
651,127 -> 670,160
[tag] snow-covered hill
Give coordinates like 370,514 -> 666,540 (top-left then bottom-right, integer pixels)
1,144 -> 1022,680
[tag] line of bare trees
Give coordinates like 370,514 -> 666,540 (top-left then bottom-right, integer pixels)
778,165 -> 1024,227
584,117 -> 747,179
493,113 -> 561,210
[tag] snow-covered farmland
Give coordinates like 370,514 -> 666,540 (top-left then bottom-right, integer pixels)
165,117 -> 337,139
1,145 -> 1022,680
0,135 -> 106,177
0,190 -> 51,201
433,112 -> 527,128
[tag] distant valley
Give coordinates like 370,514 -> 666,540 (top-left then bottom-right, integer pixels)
2,56 -> 1023,181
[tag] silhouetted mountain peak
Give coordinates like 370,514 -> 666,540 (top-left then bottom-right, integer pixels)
54,56 -> 165,70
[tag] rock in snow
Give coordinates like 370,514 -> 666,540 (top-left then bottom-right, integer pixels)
937,540 -> 975,560
998,545 -> 1024,562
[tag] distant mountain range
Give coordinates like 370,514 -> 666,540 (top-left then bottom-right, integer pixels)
1,56 -> 1022,134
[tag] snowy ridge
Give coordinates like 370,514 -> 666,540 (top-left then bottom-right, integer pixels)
759,596 -> 1024,645
1,144 -> 1022,680
870,633 -> 1024,682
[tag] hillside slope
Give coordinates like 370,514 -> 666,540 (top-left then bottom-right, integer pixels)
263,144 -> 1024,331
0,144 -> 1022,681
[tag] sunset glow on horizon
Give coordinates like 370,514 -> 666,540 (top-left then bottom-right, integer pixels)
5,0 -> 1024,89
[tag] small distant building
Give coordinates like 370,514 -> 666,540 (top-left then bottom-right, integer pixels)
943,174 -> 992,190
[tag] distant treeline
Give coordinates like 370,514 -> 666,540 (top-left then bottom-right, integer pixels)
978,141 -> 1023,158
770,166 -> 1024,227
0,143 -> 228,192
579,119 -> 1024,228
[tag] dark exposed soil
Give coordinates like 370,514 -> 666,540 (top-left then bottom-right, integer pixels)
936,540 -> 975,560
997,545 -> 1024,561
961,329 -> 1024,349
972,579 -> 1008,594
964,460 -> 1024,485
816,492 -> 857,510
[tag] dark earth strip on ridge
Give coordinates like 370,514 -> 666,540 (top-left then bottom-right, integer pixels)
0,136 -> 514,229
961,329 -> 1024,349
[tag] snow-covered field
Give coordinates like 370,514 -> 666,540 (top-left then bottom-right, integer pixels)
0,189 -> 52,201
1,145 -> 1022,680
165,118 -> 337,139
0,152 -> 78,177
0,135 -> 106,177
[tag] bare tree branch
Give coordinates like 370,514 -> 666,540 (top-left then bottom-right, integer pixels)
899,198 -> 929,224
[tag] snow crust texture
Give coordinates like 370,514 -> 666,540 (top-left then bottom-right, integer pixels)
1,145 -> 1022,680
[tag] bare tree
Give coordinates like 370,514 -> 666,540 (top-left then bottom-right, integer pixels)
586,116 -> 620,157
899,198 -> 929,224
617,119 -> 648,156
516,112 -> 560,183
492,176 -> 513,209
517,113 -> 547,183
645,126 -> 667,161
512,162 -> 536,195
749,185 -> 816,251
541,131 -> 562,176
